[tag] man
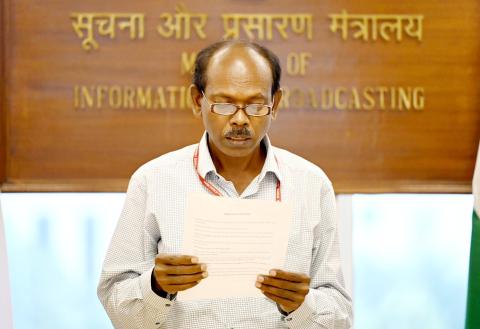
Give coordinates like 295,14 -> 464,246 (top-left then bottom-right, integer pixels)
98,40 -> 353,328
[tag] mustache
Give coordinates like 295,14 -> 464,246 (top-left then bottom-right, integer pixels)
224,127 -> 252,138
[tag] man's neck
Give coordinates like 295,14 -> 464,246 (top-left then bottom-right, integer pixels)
207,138 -> 267,193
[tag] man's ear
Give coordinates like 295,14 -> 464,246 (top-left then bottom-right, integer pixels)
189,84 -> 203,118
271,88 -> 283,120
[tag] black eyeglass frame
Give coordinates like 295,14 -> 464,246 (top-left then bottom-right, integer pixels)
201,91 -> 274,117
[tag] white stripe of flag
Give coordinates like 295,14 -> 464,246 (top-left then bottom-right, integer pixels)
474,143 -> 480,216
0,197 -> 13,329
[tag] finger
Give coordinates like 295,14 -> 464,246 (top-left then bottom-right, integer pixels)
262,291 -> 298,311
162,272 -> 208,285
163,263 -> 207,275
154,264 -> 205,279
257,282 -> 304,303
268,269 -> 310,283
257,275 -> 309,294
163,281 -> 199,293
156,254 -> 199,265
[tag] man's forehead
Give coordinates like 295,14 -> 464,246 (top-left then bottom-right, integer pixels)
208,45 -> 271,75
207,89 -> 269,100
205,45 -> 273,97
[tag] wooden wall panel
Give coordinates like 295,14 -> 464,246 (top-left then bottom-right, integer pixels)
1,0 -> 479,192
0,0 -> 7,185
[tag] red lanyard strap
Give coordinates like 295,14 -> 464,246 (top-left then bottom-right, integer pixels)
193,146 -> 281,202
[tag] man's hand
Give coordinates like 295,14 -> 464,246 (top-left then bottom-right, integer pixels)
153,254 -> 208,294
255,269 -> 310,313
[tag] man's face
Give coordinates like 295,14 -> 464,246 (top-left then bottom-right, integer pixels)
191,46 -> 281,158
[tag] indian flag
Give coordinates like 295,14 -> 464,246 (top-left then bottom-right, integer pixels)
466,142 -> 480,329
0,198 -> 13,329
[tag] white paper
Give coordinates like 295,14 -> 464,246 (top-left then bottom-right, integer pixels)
180,193 -> 293,300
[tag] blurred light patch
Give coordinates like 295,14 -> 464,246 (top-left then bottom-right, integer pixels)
352,194 -> 472,329
1,193 -> 124,329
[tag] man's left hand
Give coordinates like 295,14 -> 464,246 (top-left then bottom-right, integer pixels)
255,269 -> 310,313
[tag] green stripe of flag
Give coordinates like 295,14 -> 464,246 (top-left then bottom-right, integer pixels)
465,210 -> 480,329
466,139 -> 480,329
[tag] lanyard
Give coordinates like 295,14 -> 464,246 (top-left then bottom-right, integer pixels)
193,146 -> 281,202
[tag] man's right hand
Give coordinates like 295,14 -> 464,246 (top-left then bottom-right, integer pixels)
153,254 -> 208,294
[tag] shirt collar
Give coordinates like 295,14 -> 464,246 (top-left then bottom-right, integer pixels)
196,132 -> 217,179
196,132 -> 282,183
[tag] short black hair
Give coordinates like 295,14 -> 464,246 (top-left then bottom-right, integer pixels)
192,40 -> 282,97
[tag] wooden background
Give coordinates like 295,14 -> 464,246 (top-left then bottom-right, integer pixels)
1,0 -> 479,193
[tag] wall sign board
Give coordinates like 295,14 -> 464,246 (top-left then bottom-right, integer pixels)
1,0 -> 479,192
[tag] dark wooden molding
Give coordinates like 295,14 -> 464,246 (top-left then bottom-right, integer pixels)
0,179 -> 471,194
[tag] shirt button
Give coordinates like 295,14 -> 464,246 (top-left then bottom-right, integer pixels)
165,303 -> 171,307
286,318 -> 292,321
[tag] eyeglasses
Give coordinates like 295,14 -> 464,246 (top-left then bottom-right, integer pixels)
202,91 -> 273,117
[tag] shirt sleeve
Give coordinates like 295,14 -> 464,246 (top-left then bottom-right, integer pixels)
283,182 -> 353,329
97,173 -> 174,329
